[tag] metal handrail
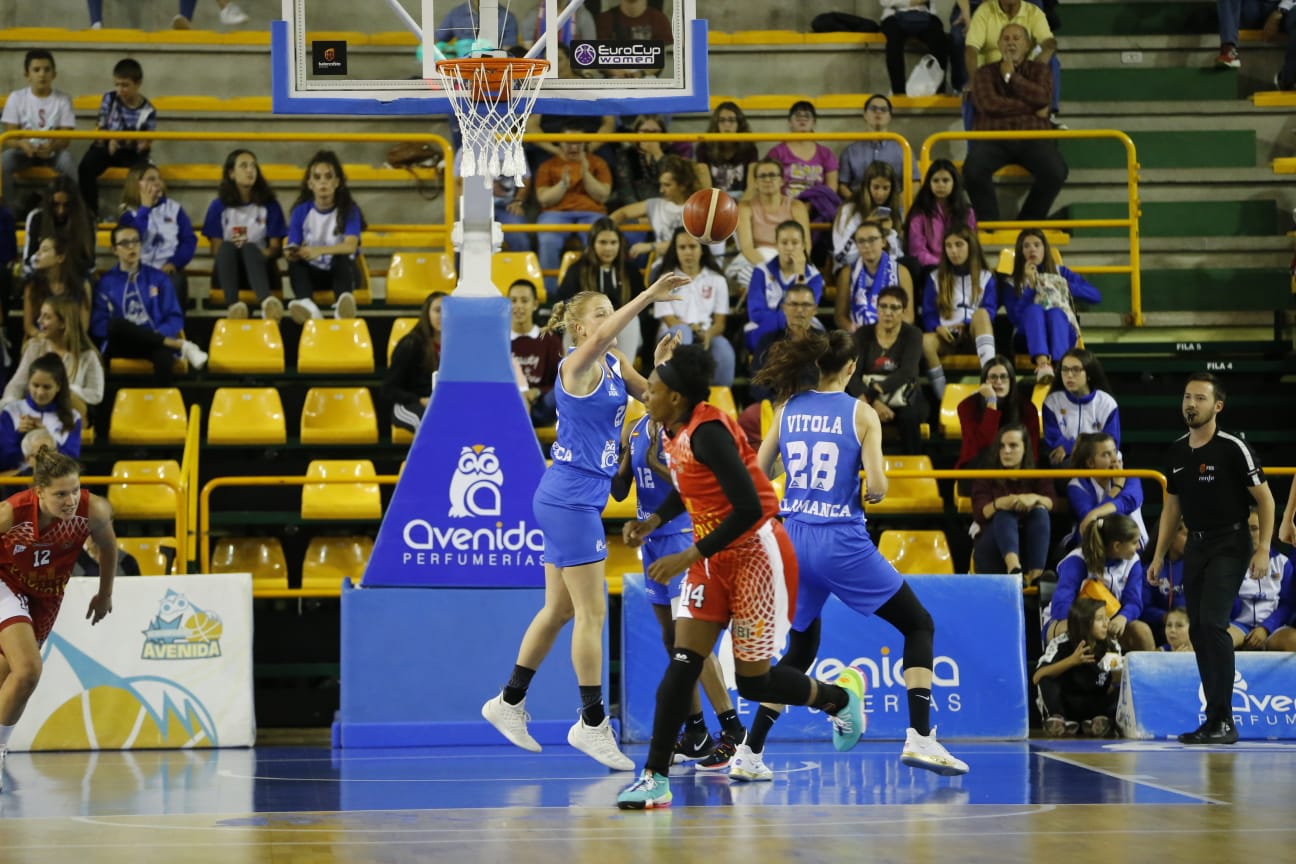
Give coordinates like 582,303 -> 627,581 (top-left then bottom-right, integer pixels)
0,475 -> 184,554
177,405 -> 202,573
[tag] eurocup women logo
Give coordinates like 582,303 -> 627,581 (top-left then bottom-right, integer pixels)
573,43 -> 597,67
449,444 -> 504,517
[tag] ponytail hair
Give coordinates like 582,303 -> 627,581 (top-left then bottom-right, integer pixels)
543,290 -> 603,338
1080,512 -> 1140,574
753,331 -> 828,404
32,447 -> 80,488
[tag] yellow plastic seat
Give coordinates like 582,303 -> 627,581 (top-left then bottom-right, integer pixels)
492,251 -> 546,304
207,388 -> 286,445
393,425 -> 414,444
1032,381 -> 1049,414
868,455 -> 944,514
109,388 -> 187,445
297,318 -> 375,374
386,317 -> 418,364
603,533 -> 642,596
535,425 -> 557,446
994,245 -> 1065,276
759,399 -> 774,438
603,485 -> 638,520
117,537 -> 177,576
939,382 -> 979,440
301,536 -> 373,593
208,319 -> 285,374
301,460 -> 382,520
386,251 -> 456,305
108,460 -> 181,520
556,249 -> 582,285
209,536 -> 289,588
708,385 -> 738,421
623,397 -> 646,429
109,343 -> 188,376
300,387 -> 378,445
876,530 -> 954,575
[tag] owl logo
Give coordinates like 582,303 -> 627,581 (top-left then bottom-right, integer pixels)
449,444 -> 504,518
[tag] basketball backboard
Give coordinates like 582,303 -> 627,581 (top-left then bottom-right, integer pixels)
271,0 -> 709,117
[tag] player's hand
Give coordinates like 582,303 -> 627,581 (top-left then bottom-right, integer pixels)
646,271 -> 690,303
1071,640 -> 1095,666
1249,549 -> 1269,580
623,517 -> 657,547
653,329 -> 682,367
1244,626 -> 1269,649
86,592 -> 113,625
1280,517 -> 1296,546
647,547 -> 700,584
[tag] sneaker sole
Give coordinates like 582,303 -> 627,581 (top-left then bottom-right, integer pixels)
481,701 -> 542,753
567,727 -> 635,771
729,769 -> 773,783
901,752 -> 969,776
693,758 -> 732,772
616,793 -> 672,810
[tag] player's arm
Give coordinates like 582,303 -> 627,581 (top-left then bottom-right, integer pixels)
856,399 -> 887,502
755,404 -> 784,478
85,495 -> 116,624
1281,476 -> 1296,546
689,422 -> 764,558
1146,492 -> 1181,583
1248,480 -> 1276,580
610,419 -> 634,502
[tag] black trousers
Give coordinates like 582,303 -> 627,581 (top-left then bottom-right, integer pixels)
288,257 -> 356,306
880,13 -> 948,95
963,139 -> 1069,221
78,145 -> 147,215
107,317 -> 176,385
1183,526 -> 1251,725
1037,677 -> 1118,722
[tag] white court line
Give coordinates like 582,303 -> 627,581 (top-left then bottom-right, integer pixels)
214,760 -> 821,784
1037,751 -> 1231,805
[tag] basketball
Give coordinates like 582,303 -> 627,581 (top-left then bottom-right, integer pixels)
682,188 -> 739,244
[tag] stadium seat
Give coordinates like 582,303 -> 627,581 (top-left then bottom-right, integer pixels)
300,387 -> 378,445
386,251 -> 456,305
535,425 -> 557,446
603,484 -> 638,520
939,383 -> 979,439
876,530 -> 954,575
208,319 -> 285,375
297,318 -> 375,374
108,346 -> 188,377
492,251 -> 546,304
392,425 -> 414,444
207,388 -> 286,445
623,397 -> 646,428
301,536 -> 373,592
868,455 -> 944,514
556,250 -> 582,285
108,460 -> 181,520
117,537 -> 177,577
209,536 -> 289,588
708,386 -> 738,421
760,399 -> 774,438
993,245 -> 1064,276
603,533 -> 642,596
386,317 -> 418,364
109,388 -> 187,445
301,460 -> 382,520
1032,381 -> 1049,414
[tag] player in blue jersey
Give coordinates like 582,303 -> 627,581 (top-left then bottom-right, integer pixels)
611,411 -> 748,770
751,329 -> 968,779
483,272 -> 690,771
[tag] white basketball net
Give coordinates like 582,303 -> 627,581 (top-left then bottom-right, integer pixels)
436,59 -> 549,187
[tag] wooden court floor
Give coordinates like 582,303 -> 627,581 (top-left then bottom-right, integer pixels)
2,733 -> 1294,863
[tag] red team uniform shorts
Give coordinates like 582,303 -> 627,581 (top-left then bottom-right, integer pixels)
0,579 -> 63,648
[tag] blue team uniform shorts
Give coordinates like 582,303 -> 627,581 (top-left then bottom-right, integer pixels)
533,464 -> 611,568
785,519 -> 904,631
641,530 -> 694,606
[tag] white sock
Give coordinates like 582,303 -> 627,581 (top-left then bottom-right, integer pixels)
975,335 -> 996,368
0,723 -> 14,749
929,365 -> 947,400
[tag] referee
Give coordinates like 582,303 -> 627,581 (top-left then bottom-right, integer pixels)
1148,373 -> 1274,745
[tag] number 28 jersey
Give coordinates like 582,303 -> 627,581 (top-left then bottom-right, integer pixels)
0,487 -> 92,598
777,391 -> 863,525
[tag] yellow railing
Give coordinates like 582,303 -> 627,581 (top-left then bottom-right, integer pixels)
919,129 -> 1143,326
882,467 -> 1168,496
178,405 -> 202,573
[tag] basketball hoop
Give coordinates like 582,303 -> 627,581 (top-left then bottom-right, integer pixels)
435,57 -> 549,186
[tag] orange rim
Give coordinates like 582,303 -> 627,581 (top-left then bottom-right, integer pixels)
436,57 -> 550,101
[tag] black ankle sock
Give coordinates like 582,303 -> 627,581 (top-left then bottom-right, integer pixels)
717,708 -> 744,740
579,685 -> 605,726
502,665 -> 536,705
745,705 -> 783,753
814,682 -> 850,715
908,688 -> 932,736
685,712 -> 707,735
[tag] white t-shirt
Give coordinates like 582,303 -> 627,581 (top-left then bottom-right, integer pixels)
654,268 -> 728,327
1,87 -> 76,147
645,197 -> 685,245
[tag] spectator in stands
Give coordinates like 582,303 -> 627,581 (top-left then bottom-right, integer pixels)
954,354 -> 1040,468
1265,4 -> 1296,88
202,148 -> 287,319
846,285 -> 927,455
0,352 -> 81,471
963,0 -> 1059,123
695,102 -> 759,199
555,218 -> 645,360
879,0 -> 949,96
1044,514 -> 1154,652
833,161 -> 904,278
90,223 -> 206,384
920,225 -> 997,399
999,228 -> 1101,384
1229,507 -> 1295,649
596,0 -> 674,43
435,0 -> 521,49
4,295 -> 104,423
118,163 -> 196,309
1034,598 -> 1122,737
746,282 -> 822,407
509,280 -> 562,428
653,228 -> 734,386
284,150 -> 363,322
1215,0 -> 1275,69
167,1 -> 250,29
1066,432 -> 1147,548
766,101 -> 839,199
21,234 -> 91,343
726,157 -> 811,290
77,58 -> 155,217
383,292 -> 444,434
527,0 -> 596,47
1042,347 -> 1119,466
21,176 -> 95,280
904,158 -> 976,292
948,0 -> 980,94
965,24 -> 1069,222
611,116 -> 703,211
838,95 -> 914,198
610,154 -> 702,262
970,424 -> 1054,585
746,220 -> 823,353
0,197 -> 14,323
535,127 -> 613,294
1,427 -> 55,478
73,536 -> 141,579
835,219 -> 914,331
1141,516 -> 1187,646
2,51 -> 75,217
1161,607 -> 1192,652
522,47 -> 616,181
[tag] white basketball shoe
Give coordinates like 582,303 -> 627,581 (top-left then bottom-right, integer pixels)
567,716 -> 634,771
481,694 -> 541,752
728,742 -> 773,782
900,727 -> 969,776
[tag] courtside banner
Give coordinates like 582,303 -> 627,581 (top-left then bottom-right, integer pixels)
622,573 -> 1028,741
1117,651 -> 1296,739
9,574 -> 254,751
363,296 -> 547,588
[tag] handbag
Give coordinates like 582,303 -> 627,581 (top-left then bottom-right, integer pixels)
861,373 -> 914,408
385,142 -> 443,201
905,54 -> 945,98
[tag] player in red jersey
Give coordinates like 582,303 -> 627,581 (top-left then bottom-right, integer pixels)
615,344 -> 866,810
0,449 -> 117,790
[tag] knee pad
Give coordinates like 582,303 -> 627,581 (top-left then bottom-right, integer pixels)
658,647 -> 706,698
735,671 -> 771,702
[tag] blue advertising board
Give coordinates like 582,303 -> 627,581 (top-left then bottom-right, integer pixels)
621,573 -> 1028,741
